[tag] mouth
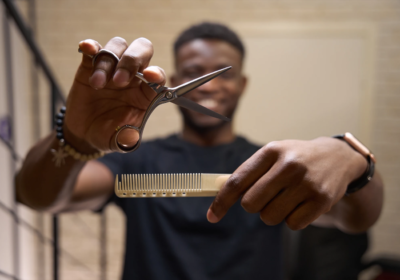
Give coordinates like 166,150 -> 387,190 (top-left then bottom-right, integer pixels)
197,99 -> 219,111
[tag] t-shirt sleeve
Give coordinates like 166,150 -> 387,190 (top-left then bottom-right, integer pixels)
97,152 -> 125,178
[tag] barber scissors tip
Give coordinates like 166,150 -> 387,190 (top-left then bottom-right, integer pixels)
168,66 -> 232,97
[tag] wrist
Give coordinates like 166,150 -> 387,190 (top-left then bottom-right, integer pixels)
51,107 -> 104,167
63,122 -> 99,154
348,147 -> 369,183
333,133 -> 375,194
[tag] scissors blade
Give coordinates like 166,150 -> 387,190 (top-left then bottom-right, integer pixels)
172,66 -> 232,97
171,97 -> 230,122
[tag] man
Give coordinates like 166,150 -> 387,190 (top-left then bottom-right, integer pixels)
16,23 -> 383,279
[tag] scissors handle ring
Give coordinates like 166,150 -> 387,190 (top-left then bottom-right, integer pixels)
114,125 -> 142,153
113,93 -> 170,153
91,49 -> 120,66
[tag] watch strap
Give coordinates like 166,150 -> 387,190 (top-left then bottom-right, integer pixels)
333,134 -> 375,194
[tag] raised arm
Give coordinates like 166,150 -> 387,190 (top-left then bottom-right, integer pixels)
16,37 -> 166,213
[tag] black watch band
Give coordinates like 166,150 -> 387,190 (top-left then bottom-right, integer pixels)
333,133 -> 375,194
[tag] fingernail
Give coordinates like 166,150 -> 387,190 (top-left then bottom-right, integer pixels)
113,68 -> 131,87
207,209 -> 219,223
89,69 -> 107,89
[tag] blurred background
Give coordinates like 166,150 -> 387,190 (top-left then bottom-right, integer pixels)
0,0 -> 399,279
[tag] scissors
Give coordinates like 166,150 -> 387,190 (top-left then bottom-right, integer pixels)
80,49 -> 232,153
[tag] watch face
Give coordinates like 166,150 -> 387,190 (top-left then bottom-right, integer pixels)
344,132 -> 376,163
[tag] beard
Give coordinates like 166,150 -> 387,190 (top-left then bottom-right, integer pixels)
178,105 -> 236,134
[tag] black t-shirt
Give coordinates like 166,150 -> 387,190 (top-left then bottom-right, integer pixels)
98,135 -> 283,280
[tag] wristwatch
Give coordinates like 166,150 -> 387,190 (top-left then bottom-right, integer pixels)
333,132 -> 376,194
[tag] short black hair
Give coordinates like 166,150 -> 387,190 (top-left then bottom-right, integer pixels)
173,22 -> 245,60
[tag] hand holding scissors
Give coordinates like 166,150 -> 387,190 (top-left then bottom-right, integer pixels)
64,37 -> 231,153
85,49 -> 231,152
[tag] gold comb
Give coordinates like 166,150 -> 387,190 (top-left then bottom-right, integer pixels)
115,173 -> 231,198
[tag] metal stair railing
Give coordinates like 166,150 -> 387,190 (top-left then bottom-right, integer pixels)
1,1 -> 107,280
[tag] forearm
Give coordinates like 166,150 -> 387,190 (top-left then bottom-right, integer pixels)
322,171 -> 384,234
16,131 -> 87,212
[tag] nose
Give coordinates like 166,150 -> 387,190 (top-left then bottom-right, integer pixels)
197,76 -> 220,93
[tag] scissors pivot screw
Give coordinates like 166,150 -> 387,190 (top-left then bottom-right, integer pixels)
165,92 -> 173,99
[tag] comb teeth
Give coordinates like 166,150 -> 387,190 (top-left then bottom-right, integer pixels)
115,173 -> 230,198
116,173 -> 201,197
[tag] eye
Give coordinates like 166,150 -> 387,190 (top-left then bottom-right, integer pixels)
220,72 -> 235,80
182,71 -> 202,79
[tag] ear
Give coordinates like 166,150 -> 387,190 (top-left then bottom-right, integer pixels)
238,75 -> 247,97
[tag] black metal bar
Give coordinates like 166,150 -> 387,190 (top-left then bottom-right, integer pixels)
28,0 -> 41,142
1,0 -> 65,103
0,268 -> 22,280
1,2 -> 67,280
51,83 -> 60,280
0,199 -> 45,245
0,199 -> 97,276
0,134 -> 22,162
52,79 -> 57,126
26,1 -> 45,275
52,215 -> 59,280
36,213 -> 45,280
3,8 -> 19,279
100,212 -> 107,280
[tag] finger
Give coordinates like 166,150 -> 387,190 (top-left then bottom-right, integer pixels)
240,158 -> 307,214
89,37 -> 128,90
258,186 -> 305,226
139,66 -> 167,99
285,200 -> 330,231
143,66 -> 167,86
78,39 -> 102,68
207,144 -> 279,223
113,37 -> 154,88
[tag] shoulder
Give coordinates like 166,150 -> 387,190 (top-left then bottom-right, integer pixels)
138,134 -> 182,153
234,135 -> 262,153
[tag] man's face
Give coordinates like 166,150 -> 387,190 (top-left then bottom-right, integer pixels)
171,39 -> 246,129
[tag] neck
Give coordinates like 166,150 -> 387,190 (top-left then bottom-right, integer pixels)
180,121 -> 235,146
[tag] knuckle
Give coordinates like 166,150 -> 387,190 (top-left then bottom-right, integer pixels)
120,54 -> 141,68
315,188 -> 333,204
263,141 -> 281,155
318,192 -> 333,212
225,173 -> 243,193
306,181 -> 323,197
306,187 -> 333,213
306,183 -> 320,197
285,218 -> 307,231
240,197 -> 258,213
111,37 -> 128,48
282,157 -> 301,173
280,156 -> 307,181
260,212 -> 282,226
95,55 -> 116,70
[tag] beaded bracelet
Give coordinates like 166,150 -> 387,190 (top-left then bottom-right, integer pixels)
51,106 -> 104,167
